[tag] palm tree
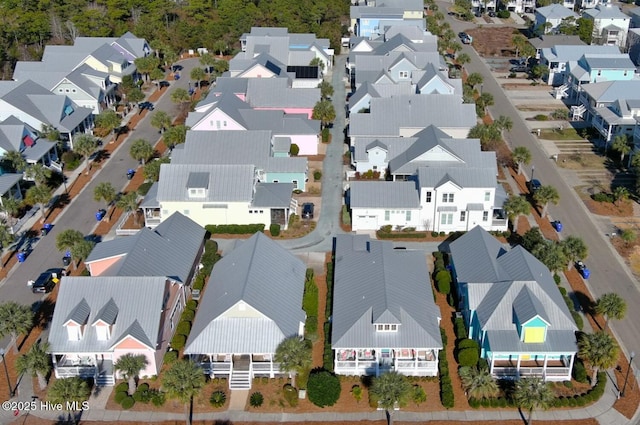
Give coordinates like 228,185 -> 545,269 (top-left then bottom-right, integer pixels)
560,235 -> 588,270
309,57 -> 326,73
144,157 -> 170,182
151,111 -> 172,134
503,195 -> 530,224
0,221 -> 15,258
116,192 -> 140,225
512,34 -> 529,58
513,377 -> 555,425
40,124 -> 61,142
127,87 -> 145,107
190,67 -> 205,88
494,115 -> 513,132
0,301 -> 34,353
477,92 -> 494,116
274,336 -> 312,388
130,139 -> 155,165
171,88 -> 191,105
94,110 -> 121,138
595,293 -> 627,331
533,185 -> 559,218
25,185 -> 51,223
47,377 -> 90,424
457,52 -> 470,71
93,182 -> 117,222
25,163 -> 52,187
458,366 -> 499,400
466,72 -> 483,91
512,146 -> 532,175
317,81 -> 334,100
114,353 -> 148,395
369,371 -> 412,425
612,135 -> 632,165
311,100 -> 336,129
162,360 -> 205,425
579,331 -> 618,386
16,341 -> 51,390
613,186 -> 629,206
56,229 -> 84,254
164,125 -> 188,149
1,196 -> 21,226
199,53 -> 216,76
73,134 -> 99,174
3,150 -> 27,172
70,239 -> 95,269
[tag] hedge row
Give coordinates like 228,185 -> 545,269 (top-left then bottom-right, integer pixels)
205,224 -> 265,234
438,327 -> 455,408
323,262 -> 334,371
377,230 -> 427,239
303,269 -> 319,341
169,299 -> 199,350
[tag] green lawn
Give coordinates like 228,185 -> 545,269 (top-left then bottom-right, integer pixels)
538,128 -> 582,140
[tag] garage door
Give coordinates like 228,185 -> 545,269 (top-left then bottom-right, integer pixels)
357,215 -> 377,230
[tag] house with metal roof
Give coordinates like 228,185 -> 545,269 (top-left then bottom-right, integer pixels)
0,116 -> 61,173
187,93 -> 321,155
449,226 -> 578,381
141,163 -> 296,230
528,35 -> 585,60
348,126 -> 508,233
185,232 -> 306,389
85,212 -> 206,285
534,4 -> 578,35
245,78 -> 320,119
349,0 -> 425,38
582,1 -> 630,48
0,80 -> 94,150
566,53 -> 635,100
48,276 -> 184,386
331,234 -> 442,376
539,44 -> 623,86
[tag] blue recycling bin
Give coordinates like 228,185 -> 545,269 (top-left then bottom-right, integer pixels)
552,221 -> 563,232
17,251 -> 26,262
96,209 -> 106,221
174,74 -> 180,80
581,268 -> 590,279
127,169 -> 135,180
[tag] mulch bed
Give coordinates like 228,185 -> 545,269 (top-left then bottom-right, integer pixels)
584,199 -> 633,217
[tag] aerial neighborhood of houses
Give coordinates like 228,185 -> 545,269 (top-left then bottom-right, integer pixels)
1,0 -> 640,419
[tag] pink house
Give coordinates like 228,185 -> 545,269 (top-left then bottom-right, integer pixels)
245,78 -> 320,120
48,276 -> 184,385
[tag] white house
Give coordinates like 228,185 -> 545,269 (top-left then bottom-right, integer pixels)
583,1 -> 631,48
534,5 -> 578,35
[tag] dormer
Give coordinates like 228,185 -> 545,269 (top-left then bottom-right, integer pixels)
186,172 -> 209,199
513,287 -> 550,343
373,308 -> 400,332
375,323 -> 399,332
92,298 -> 118,341
63,298 -> 90,341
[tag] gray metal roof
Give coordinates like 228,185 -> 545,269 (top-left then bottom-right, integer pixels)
185,232 -> 306,354
349,95 -> 477,137
417,165 -> 498,189
541,44 -> 619,62
583,4 -> 629,19
487,329 -> 577,353
156,164 -> 255,203
140,182 -> 159,208
350,181 -> 420,208
535,4 -> 577,19
332,234 -> 442,349
582,80 -> 640,103
93,298 -> 119,325
583,54 -> 635,70
246,78 -> 320,108
85,212 -> 205,284
528,35 -> 585,50
65,299 -> 91,325
0,173 -> 23,197
187,172 -> 210,189
449,227 -> 577,345
48,276 -> 169,353
353,137 -> 416,162
208,77 -> 249,97
252,183 -> 294,207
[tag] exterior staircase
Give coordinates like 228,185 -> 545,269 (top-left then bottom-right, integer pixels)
96,360 -> 115,386
229,370 -> 251,390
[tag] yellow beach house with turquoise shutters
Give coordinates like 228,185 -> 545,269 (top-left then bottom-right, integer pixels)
449,226 -> 578,382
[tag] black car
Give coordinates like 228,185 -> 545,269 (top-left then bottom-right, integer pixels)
527,179 -> 542,192
172,64 -> 183,72
158,81 -> 170,88
488,10 -> 496,17
510,65 -> 528,72
302,203 -> 315,219
139,101 -> 154,111
30,270 -> 61,293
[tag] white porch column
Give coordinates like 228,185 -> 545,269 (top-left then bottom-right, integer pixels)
270,356 -> 274,378
543,354 -> 548,379
489,353 -> 494,374
355,352 -> 359,373
567,353 -> 575,379
516,354 -> 522,375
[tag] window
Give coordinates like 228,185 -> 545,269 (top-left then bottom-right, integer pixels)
442,193 -> 454,203
223,121 -> 227,127
188,188 -> 205,198
96,324 -> 109,341
169,303 -> 180,329
483,211 -> 489,221
375,324 -> 398,332
440,213 -> 453,225
292,180 -> 298,189
406,210 -> 411,221
597,70 -> 601,76
399,70 -> 409,79
66,325 -> 82,341
183,209 -> 190,215
385,210 -> 390,221
460,211 -> 466,222
425,191 -> 432,202
216,120 -> 221,129
484,191 -> 490,201
272,180 -> 279,183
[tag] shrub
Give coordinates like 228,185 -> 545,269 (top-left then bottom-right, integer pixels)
163,350 -> 178,364
457,339 -> 479,351
563,380 -> 573,388
192,272 -> 206,291
305,315 -> 318,340
116,382 -> 128,393
454,318 -> 468,339
435,270 -> 451,294
150,390 -> 166,407
457,347 -> 479,367
137,383 -> 149,392
209,390 -> 227,408
137,181 -> 153,196
250,392 -> 264,407
121,396 -> 135,409
573,358 -> 588,383
170,334 -> 186,350
283,384 -> 299,407
534,114 -> 548,121
186,299 -> 198,310
181,309 -> 195,322
441,382 -> 455,408
553,274 -> 561,285
434,259 -> 445,272
289,143 -> 300,156
313,170 -> 322,181
176,321 -> 191,336
133,386 -> 152,403
497,9 -> 510,18
559,286 -> 567,296
478,358 -> 489,371
270,224 -> 281,237
412,385 -> 427,405
205,224 -> 265,234
551,109 -> 569,120
352,385 -> 363,403
592,192 -> 613,203
571,311 -> 584,331
62,151 -> 82,170
308,370 -> 341,407
431,231 -> 439,237
115,391 -> 128,403
321,128 -> 330,143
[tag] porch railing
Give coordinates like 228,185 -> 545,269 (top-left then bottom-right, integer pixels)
55,365 -> 97,379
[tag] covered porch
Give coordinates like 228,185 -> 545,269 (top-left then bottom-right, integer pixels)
52,353 -> 115,385
191,353 -> 283,378
334,348 -> 438,377
488,352 -> 574,381
140,182 -> 161,229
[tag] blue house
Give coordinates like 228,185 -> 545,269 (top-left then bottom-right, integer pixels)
449,226 -> 578,382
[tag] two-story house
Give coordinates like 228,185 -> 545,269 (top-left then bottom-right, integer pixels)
534,5 -> 578,35
583,1 -> 631,48
539,44 -> 621,86
0,116 -> 61,173
348,126 -> 508,233
449,226 -> 579,381
48,276 -> 185,386
566,53 -> 635,101
185,232 -> 305,390
332,234 -> 442,377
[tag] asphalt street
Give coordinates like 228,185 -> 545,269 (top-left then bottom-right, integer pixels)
0,58 -> 202,349
436,2 -> 640,362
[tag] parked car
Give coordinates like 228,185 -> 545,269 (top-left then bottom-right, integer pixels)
576,261 -> 590,279
158,81 -> 170,88
510,65 -> 528,72
139,101 -> 154,111
488,10 -> 496,17
29,269 -> 62,293
527,179 -> 542,192
302,203 -> 315,219
172,64 -> 183,72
